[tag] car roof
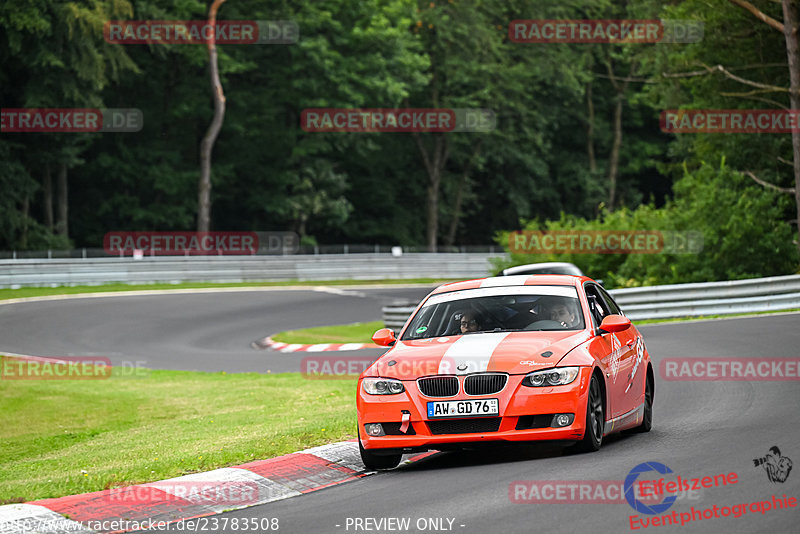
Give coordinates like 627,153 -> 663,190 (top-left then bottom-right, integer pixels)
430,274 -> 590,295
502,262 -> 584,276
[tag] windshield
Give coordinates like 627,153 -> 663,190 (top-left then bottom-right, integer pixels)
401,286 -> 585,340
506,264 -> 583,276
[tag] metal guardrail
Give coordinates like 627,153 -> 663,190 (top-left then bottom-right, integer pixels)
612,274 -> 800,320
0,253 -> 506,289
381,274 -> 800,330
0,245 -> 503,260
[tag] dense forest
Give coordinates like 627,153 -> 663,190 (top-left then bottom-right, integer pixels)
1,0 -> 798,285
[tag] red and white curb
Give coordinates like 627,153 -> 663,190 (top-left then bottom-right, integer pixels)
252,336 -> 382,353
0,441 -> 436,534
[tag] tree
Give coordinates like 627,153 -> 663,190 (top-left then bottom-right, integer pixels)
197,0 -> 227,232
644,0 -> 797,258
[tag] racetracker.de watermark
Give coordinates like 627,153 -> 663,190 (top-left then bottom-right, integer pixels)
1,108 -> 142,133
104,20 -> 298,44
509,480 -> 701,504
302,356 -> 377,379
1,356 -> 111,380
102,231 -> 298,255
108,481 -> 265,506
508,230 -> 703,254
509,19 -> 703,43
301,357 -> 493,379
661,358 -> 800,381
300,108 -> 496,132
661,110 -> 800,133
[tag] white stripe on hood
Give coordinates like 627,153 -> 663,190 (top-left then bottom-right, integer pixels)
439,332 -> 510,375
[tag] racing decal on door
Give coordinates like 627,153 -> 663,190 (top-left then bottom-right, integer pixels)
609,333 -> 622,382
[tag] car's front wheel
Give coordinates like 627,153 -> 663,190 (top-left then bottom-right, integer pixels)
573,374 -> 604,453
358,432 -> 402,470
634,373 -> 653,433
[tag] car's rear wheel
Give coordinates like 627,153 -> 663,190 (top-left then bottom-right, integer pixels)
634,373 -> 653,433
358,430 -> 402,470
573,374 -> 604,453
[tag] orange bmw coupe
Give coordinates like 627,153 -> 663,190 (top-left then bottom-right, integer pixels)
357,275 -> 653,469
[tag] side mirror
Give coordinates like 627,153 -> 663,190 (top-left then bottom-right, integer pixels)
599,314 -> 631,333
372,328 -> 397,347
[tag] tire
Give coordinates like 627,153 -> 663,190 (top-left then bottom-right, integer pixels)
573,374 -> 604,453
358,431 -> 402,470
634,373 -> 653,433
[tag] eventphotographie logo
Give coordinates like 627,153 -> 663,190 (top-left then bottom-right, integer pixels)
625,462 -> 678,516
753,446 -> 793,484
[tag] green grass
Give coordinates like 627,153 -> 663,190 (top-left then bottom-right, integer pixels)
0,357 -> 358,503
271,321 -> 385,345
0,279 -> 450,302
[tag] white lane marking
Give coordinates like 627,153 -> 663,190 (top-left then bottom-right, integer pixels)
338,343 -> 365,351
0,503 -> 96,533
439,332 -> 510,374
141,467 -> 300,513
312,287 -> 367,298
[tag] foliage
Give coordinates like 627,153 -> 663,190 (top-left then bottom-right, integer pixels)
496,160 -> 798,287
0,0 -> 796,283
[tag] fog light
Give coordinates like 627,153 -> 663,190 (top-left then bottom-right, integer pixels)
552,413 -> 574,427
365,423 -> 385,436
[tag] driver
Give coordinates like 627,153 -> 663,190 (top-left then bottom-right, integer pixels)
459,311 -> 482,333
549,300 -> 581,328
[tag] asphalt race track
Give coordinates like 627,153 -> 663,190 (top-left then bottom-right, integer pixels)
0,286 -> 432,373
3,290 -> 799,533
152,312 -> 800,534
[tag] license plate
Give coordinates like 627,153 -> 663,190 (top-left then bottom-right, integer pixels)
427,399 -> 499,418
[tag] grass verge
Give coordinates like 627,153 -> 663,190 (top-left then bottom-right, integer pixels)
0,279 -> 448,302
271,321 -> 385,345
0,356 -> 357,503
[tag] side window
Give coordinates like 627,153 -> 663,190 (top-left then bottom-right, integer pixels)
598,287 -> 622,316
584,285 -> 609,328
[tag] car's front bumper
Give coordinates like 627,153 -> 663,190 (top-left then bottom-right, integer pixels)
357,367 -> 593,451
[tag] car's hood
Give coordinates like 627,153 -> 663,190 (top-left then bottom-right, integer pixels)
366,330 -> 591,380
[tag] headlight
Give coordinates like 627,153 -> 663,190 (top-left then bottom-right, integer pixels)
362,377 -> 405,395
522,367 -> 580,387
